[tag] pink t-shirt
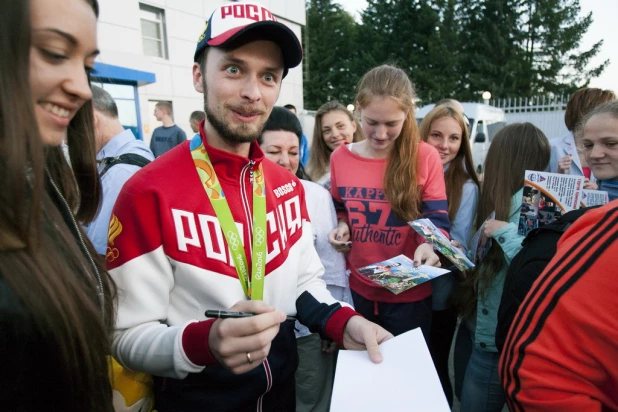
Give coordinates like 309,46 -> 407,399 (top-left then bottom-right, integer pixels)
330,142 -> 450,303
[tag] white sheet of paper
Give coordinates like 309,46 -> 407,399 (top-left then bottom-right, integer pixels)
330,328 -> 450,412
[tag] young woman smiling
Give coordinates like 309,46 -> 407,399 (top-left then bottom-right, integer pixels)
328,65 -> 450,341
420,104 -> 480,406
307,100 -> 365,188
578,100 -> 618,200
0,0 -> 116,410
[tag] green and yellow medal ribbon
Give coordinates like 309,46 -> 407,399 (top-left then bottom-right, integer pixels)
191,137 -> 267,300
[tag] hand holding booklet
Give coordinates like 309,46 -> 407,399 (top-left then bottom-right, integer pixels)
408,218 -> 475,271
357,254 -> 450,295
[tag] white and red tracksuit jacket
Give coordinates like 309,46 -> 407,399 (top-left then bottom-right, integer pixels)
107,128 -> 356,411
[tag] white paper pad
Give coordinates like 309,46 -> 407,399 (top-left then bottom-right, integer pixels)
330,328 -> 450,412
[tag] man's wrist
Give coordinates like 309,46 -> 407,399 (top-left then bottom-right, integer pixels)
325,307 -> 359,347
182,319 -> 218,366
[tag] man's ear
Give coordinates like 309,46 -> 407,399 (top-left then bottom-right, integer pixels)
193,62 -> 204,93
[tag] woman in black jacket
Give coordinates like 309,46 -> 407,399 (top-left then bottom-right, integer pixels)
0,0 -> 116,410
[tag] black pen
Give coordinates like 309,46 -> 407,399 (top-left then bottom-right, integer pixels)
205,310 -> 296,322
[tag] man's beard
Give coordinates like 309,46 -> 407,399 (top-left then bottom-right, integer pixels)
202,81 -> 267,144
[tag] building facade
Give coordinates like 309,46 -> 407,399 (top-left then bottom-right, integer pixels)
94,0 -> 306,144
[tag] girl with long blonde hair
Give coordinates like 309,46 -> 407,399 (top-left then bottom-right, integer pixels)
328,65 -> 450,340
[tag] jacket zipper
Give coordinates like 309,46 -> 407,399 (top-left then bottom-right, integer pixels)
240,160 -> 273,410
47,169 -> 105,315
240,160 -> 255,254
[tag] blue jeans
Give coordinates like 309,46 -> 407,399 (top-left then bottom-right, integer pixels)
454,323 -> 505,412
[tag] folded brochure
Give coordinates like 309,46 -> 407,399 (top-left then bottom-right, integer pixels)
518,171 -> 584,237
357,254 -> 450,295
408,218 -> 475,272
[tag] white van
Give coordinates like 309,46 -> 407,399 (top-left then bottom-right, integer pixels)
416,103 -> 507,173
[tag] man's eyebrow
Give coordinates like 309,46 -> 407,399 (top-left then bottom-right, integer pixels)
221,56 -> 283,73
33,28 -> 100,57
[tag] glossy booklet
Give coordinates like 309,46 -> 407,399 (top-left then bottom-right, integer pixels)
408,219 -> 475,272
357,254 -> 450,295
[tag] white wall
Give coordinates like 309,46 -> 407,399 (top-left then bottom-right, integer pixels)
96,0 -> 306,145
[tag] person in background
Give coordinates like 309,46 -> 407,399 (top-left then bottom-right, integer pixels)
501,99 -> 618,411
0,0 -> 116,410
420,105 -> 480,406
549,87 -> 615,188
579,100 -> 618,200
107,3 -> 391,410
329,65 -> 448,342
283,103 -> 309,166
453,123 -> 550,412
189,110 -> 205,139
84,85 -> 154,255
149,101 -> 187,157
307,100 -> 365,188
258,106 -> 351,412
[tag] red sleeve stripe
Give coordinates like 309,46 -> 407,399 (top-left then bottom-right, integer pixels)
500,206 -> 618,411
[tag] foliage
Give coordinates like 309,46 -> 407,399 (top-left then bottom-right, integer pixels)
303,0 -> 361,109
302,0 -> 608,106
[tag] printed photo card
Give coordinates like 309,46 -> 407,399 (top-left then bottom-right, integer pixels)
357,254 -> 450,295
408,219 -> 475,272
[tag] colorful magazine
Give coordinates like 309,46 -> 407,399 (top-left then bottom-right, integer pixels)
518,171 -> 584,237
580,189 -> 609,208
408,219 -> 475,272
357,255 -> 450,295
470,212 -> 495,265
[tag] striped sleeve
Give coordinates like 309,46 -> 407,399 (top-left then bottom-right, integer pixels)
420,144 -> 450,236
500,203 -> 618,411
329,152 -> 347,222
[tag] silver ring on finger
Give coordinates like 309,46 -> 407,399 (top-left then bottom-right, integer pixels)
246,352 -> 253,364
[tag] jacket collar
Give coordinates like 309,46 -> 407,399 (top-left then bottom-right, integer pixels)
560,132 -> 584,174
509,188 -> 524,219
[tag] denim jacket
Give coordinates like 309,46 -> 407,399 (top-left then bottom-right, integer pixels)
473,188 -> 524,353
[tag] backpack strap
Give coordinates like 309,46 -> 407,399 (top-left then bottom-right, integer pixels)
100,154 -> 151,177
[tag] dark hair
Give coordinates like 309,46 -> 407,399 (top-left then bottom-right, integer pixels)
261,106 -> 303,140
91,85 -> 119,118
564,88 -> 616,131
420,106 -> 480,222
456,123 -> 550,319
283,104 -> 296,112
259,106 -> 310,180
0,0 -> 114,410
190,110 -> 205,123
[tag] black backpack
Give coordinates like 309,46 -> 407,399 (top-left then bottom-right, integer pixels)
99,154 -> 151,177
495,206 -> 598,352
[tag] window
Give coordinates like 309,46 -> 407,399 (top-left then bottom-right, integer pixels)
140,4 -> 168,59
92,82 -> 141,139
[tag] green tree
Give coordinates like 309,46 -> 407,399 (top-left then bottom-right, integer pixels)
303,0 -> 360,110
520,0 -> 608,96
454,0 -> 526,101
358,0 -> 445,102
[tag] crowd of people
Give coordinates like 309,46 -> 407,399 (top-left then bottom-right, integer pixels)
2,0 -> 618,411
